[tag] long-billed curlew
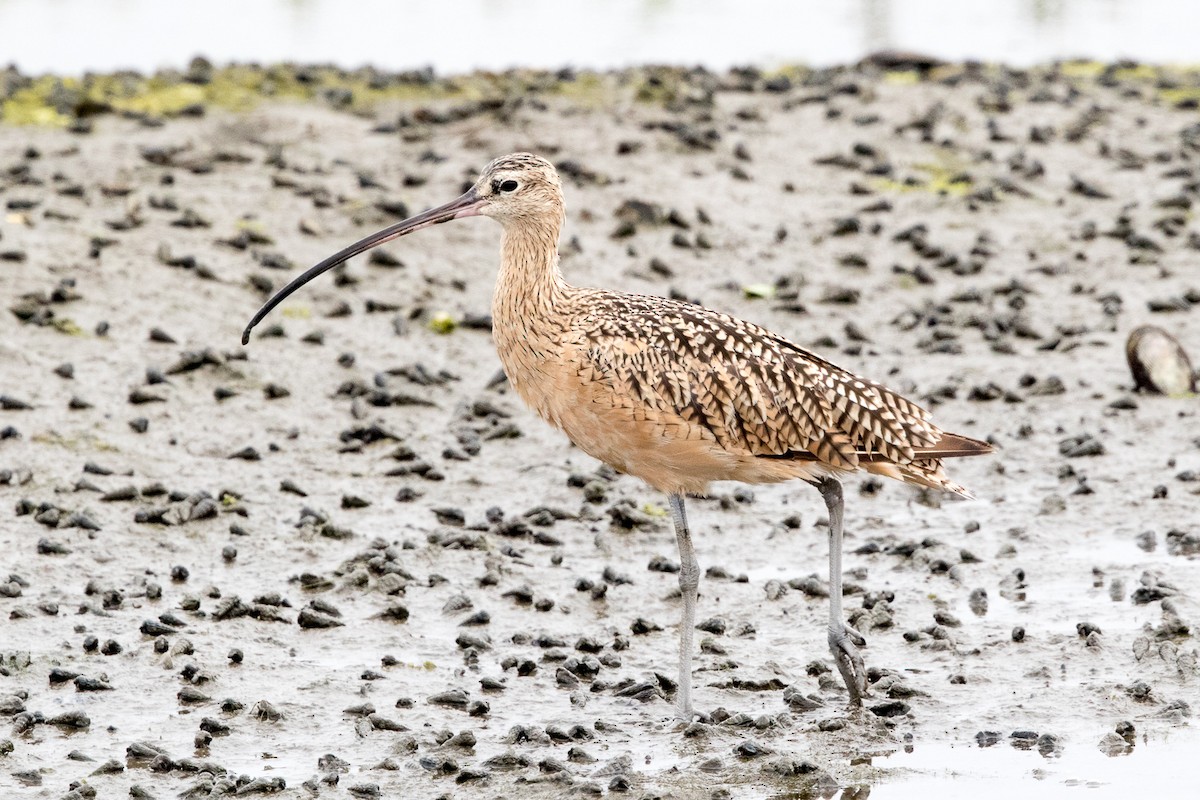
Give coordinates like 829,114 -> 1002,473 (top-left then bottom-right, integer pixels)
243,153 -> 993,720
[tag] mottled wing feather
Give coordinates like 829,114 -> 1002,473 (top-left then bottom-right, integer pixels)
572,290 -> 943,470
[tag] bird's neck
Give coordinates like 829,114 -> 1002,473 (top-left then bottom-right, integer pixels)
492,218 -> 568,327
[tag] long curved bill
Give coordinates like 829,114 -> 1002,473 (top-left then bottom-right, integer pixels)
241,188 -> 486,345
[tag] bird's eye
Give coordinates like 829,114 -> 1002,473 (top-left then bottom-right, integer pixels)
499,179 -> 519,193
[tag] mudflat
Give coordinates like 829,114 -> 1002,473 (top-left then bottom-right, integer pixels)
1,62 -> 1198,798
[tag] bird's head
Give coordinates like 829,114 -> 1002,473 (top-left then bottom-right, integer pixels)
472,152 -> 564,227
241,152 -> 563,345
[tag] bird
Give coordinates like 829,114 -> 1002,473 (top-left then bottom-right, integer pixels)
242,152 -> 993,721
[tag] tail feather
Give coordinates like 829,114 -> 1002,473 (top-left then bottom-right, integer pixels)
863,457 -> 977,498
850,431 -> 993,463
759,429 -> 992,497
917,432 -> 994,459
912,434 -> 991,496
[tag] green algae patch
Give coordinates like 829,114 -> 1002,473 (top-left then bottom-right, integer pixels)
2,77 -> 72,126
428,312 -> 457,335
109,81 -> 207,116
1054,61 -> 1200,97
1159,86 -> 1200,107
7,60 -> 1200,128
31,430 -> 119,453
50,317 -> 85,336
872,163 -> 973,197
884,70 -> 922,86
1113,64 -> 1160,82
0,61 -> 619,126
761,64 -> 812,85
1060,60 -> 1106,79
234,218 -> 273,236
12,59 -> 1171,130
551,71 -> 620,108
0,64 -> 465,126
641,502 -> 668,518
83,68 -> 292,116
629,65 -> 719,107
3,93 -> 70,125
919,166 -> 974,196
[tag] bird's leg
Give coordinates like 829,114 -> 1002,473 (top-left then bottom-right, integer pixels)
668,492 -> 699,722
812,477 -> 868,706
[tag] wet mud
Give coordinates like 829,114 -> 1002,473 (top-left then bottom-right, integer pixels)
1,61 -> 1198,798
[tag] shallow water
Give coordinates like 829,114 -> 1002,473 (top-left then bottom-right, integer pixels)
1,0 -> 1199,75
849,729 -> 1197,799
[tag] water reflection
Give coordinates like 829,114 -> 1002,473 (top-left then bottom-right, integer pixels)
834,728 -> 1191,800
1028,0 -> 1066,25
0,0 -> 1196,75
861,0 -> 892,55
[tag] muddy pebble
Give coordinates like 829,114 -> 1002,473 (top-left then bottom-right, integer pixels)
37,537 -> 71,555
933,610 -> 961,628
253,700 -> 284,721
237,777 -> 287,794
1037,733 -> 1064,757
965,588 -> 988,615
228,445 -> 262,462
975,730 -> 1002,747
1010,730 -> 1039,749
429,688 -> 470,708
1059,433 -> 1105,458
870,700 -> 910,717
90,758 -> 124,775
178,687 -> 210,704
378,604 -> 410,623
648,555 -> 679,573
47,710 -> 90,729
1098,731 -> 1133,756
49,667 -> 80,685
128,387 -> 165,404
74,675 -> 112,692
298,607 -> 344,629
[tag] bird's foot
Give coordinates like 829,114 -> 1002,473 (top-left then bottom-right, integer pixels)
674,701 -> 694,724
828,622 -> 868,707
